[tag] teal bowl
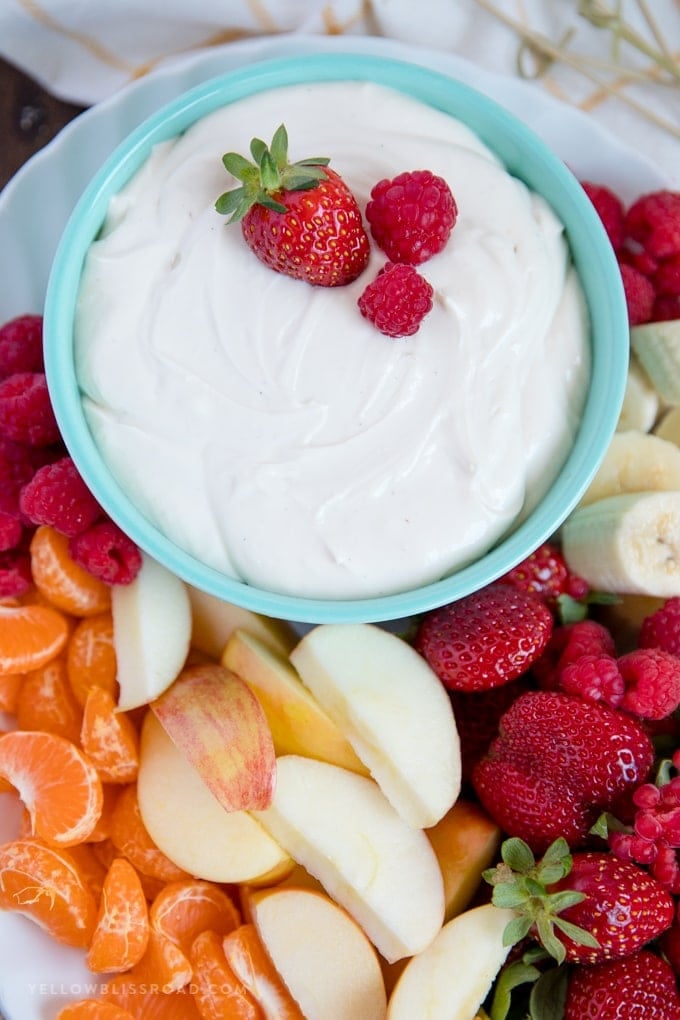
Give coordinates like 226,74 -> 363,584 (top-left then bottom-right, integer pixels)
43,52 -> 628,624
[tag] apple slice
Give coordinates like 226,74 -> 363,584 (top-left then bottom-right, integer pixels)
138,711 -> 292,884
152,662 -> 276,813
187,584 -> 298,660
290,623 -> 461,828
248,886 -> 387,1020
386,903 -> 516,1019
252,754 -> 445,963
112,552 -> 192,710
426,799 -> 502,922
222,629 -> 368,774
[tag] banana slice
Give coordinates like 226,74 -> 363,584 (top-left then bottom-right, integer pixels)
655,405 -> 680,446
578,429 -> 680,507
616,353 -> 659,433
562,490 -> 680,596
630,318 -> 680,405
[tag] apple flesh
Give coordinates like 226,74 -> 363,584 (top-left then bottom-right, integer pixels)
112,552 -> 192,711
151,662 -> 276,813
187,584 -> 297,660
252,754 -> 445,964
426,799 -> 502,921
223,629 -> 367,774
290,623 -> 461,828
248,886 -> 388,1020
386,903 -> 516,1019
137,711 -> 292,885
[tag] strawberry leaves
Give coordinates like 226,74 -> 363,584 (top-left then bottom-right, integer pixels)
483,837 -> 599,965
216,124 -> 329,222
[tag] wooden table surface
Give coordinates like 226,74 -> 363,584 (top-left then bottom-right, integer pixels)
1,55 -> 86,191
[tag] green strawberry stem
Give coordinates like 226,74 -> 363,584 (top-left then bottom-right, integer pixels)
483,837 -> 600,964
215,123 -> 330,222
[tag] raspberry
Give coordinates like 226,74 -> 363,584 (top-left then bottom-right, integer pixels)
0,314 -> 44,379
625,190 -> 680,260
639,598 -> 680,655
617,647 -> 680,719
558,652 -> 624,708
581,181 -> 625,251
652,294 -> 680,322
619,262 -> 655,325
0,372 -> 60,447
619,244 -> 658,278
532,619 -> 616,690
358,262 -> 434,338
19,456 -> 102,538
365,170 -> 457,265
654,252 -> 680,298
0,548 -> 32,597
69,519 -> 142,585
610,777 -> 680,893
0,511 -> 23,551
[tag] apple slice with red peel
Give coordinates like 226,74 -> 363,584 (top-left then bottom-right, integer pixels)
386,903 -> 516,1019
222,629 -> 368,774
138,712 -> 291,884
151,662 -> 276,813
248,886 -> 388,1020
112,552 -> 192,711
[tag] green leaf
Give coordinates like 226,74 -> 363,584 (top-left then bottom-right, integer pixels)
535,862 -> 570,886
492,883 -> 530,910
556,593 -> 588,623
545,890 -> 586,913
489,961 -> 541,1020
249,136 -> 268,166
297,156 -> 331,167
528,966 -> 568,1020
256,193 -> 288,214
221,151 -> 255,181
502,838 -> 536,874
281,166 -> 327,190
535,916 -> 565,964
524,877 -> 545,898
553,917 -> 600,948
259,150 -> 281,193
502,914 -> 534,947
269,124 -> 289,168
215,187 -> 247,217
541,838 -> 571,867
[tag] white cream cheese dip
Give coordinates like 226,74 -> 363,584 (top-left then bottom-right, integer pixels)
75,80 -> 590,600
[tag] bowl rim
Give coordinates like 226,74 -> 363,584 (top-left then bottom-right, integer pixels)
44,50 -> 629,624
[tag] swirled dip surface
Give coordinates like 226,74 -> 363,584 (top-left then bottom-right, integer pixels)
75,81 -> 590,599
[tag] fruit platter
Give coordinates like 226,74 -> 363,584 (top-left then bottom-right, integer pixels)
1,33 -> 680,1020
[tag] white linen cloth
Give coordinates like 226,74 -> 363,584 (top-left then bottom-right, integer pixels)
1,0 -> 678,186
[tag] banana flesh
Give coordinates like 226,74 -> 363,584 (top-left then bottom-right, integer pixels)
617,353 -> 659,433
630,319 -> 680,405
578,429 -> 680,507
562,491 -> 680,596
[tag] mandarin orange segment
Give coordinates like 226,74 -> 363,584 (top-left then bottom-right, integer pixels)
86,856 -> 150,974
117,926 -> 193,993
0,838 -> 97,947
67,611 -> 118,707
0,671 -> 23,713
81,687 -> 139,784
16,655 -> 83,743
0,601 -> 69,676
65,841 -> 109,902
104,982 -> 203,1020
57,999 -> 135,1019
109,785 -> 190,884
189,929 -> 264,1020
223,923 -> 305,1019
88,782 -> 124,843
30,525 -> 111,617
0,729 -> 103,846
149,879 -> 240,957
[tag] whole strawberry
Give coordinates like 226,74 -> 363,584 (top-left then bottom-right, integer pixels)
499,541 -> 589,610
365,169 -> 457,265
485,838 -> 674,966
216,124 -> 370,287
414,583 -> 553,692
472,690 -> 655,851
565,951 -> 680,1019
